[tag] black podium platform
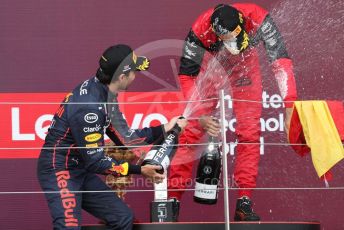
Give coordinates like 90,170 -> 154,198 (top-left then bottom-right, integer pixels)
82,221 -> 320,230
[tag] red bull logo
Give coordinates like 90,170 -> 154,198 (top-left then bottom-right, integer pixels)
55,170 -> 78,227
110,162 -> 129,176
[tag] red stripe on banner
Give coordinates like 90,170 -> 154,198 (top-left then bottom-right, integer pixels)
0,92 -> 184,159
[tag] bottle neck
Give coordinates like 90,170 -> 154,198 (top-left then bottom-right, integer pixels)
171,123 -> 181,134
207,136 -> 218,152
208,136 -> 217,143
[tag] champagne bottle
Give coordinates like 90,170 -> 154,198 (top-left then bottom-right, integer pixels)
142,121 -> 183,174
194,136 -> 222,204
144,118 -> 184,223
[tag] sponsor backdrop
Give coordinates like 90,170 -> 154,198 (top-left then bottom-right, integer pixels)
0,0 -> 343,229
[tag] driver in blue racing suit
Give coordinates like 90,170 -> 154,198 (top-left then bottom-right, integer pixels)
37,44 -> 187,230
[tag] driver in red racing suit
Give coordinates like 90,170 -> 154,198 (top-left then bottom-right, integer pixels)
168,3 -> 297,221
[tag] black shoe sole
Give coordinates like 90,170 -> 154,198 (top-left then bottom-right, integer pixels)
234,212 -> 260,221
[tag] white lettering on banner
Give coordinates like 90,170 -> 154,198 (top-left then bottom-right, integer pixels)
6,91 -> 289,158
12,108 -> 35,141
216,91 -> 284,109
262,91 -> 283,108
127,113 -> 143,129
12,108 -> 54,141
35,114 -> 54,140
216,91 -> 285,156
222,113 -> 284,133
228,118 -> 236,132
125,113 -> 168,129
260,113 -> 284,132
270,94 -> 283,109
142,113 -> 168,128
216,94 -> 233,110
10,107 -> 167,141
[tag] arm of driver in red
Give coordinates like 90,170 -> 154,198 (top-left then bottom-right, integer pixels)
254,14 -> 297,107
271,58 -> 297,108
179,30 -> 207,77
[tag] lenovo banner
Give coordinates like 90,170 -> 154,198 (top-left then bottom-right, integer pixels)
0,90 -> 286,158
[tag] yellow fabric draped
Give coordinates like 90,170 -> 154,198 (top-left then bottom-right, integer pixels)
294,101 -> 344,177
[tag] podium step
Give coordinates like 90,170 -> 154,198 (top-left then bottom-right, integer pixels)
82,221 -> 320,230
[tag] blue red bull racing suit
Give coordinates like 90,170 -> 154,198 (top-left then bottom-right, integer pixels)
37,76 -> 164,229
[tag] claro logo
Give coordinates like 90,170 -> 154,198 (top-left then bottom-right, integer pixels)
83,124 -> 101,133
84,113 -> 98,123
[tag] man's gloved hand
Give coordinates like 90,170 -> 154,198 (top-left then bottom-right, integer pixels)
199,115 -> 221,137
141,165 -> 165,184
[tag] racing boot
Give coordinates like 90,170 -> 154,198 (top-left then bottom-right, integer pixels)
234,196 -> 260,221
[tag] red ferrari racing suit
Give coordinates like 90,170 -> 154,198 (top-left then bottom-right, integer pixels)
168,3 -> 297,199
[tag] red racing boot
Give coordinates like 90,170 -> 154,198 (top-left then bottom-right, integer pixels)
234,196 -> 260,221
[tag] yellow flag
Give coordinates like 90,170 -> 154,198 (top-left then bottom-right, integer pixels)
294,101 -> 344,177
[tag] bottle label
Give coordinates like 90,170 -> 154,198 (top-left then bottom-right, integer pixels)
144,149 -> 171,172
154,177 -> 168,201
194,182 -> 218,200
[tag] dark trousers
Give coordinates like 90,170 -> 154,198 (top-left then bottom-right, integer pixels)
38,169 -> 133,230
